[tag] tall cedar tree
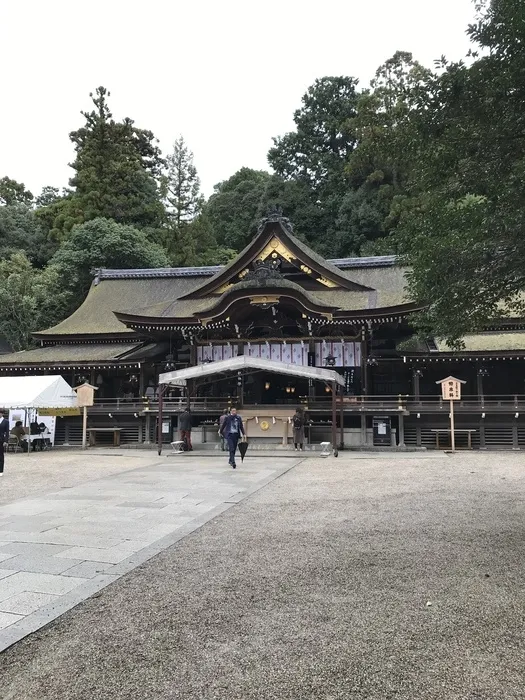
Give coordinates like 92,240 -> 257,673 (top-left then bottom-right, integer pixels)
160,136 -> 217,264
39,87 -> 165,240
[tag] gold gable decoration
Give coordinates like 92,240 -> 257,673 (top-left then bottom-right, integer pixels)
256,237 -> 340,289
316,276 -> 337,289
257,237 -> 295,264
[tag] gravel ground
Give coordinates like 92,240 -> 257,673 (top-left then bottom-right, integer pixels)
0,449 -> 161,505
1,451 -> 524,700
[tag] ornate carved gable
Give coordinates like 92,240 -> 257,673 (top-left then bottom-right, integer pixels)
179,210 -> 373,300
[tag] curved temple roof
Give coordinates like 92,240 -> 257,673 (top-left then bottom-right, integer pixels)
159,355 -> 346,387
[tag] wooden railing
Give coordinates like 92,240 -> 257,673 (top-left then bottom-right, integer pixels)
89,394 -> 525,414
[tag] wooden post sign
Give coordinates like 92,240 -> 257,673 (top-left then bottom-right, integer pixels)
436,376 -> 466,453
74,382 -> 98,450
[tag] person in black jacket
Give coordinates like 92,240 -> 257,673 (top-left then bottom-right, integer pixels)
0,410 -> 9,475
220,407 -> 245,469
178,409 -> 193,451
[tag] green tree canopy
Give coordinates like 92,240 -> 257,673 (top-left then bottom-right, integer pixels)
0,253 -> 67,351
39,87 -> 165,241
49,218 -> 170,317
389,0 -> 525,343
0,205 -> 58,268
0,177 -> 33,206
268,76 -> 359,187
205,168 -> 273,250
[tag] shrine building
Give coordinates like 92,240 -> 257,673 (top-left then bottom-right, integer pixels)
1,211 -> 525,450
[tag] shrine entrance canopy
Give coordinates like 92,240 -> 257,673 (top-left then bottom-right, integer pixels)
158,355 -> 345,388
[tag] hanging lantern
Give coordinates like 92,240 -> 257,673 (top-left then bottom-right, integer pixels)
265,381 -> 271,390
286,387 -> 291,394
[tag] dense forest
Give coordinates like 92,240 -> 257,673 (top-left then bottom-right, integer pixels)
1,0 -> 523,350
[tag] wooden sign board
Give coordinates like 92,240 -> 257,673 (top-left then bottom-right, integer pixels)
39,407 -> 81,416
435,376 -> 467,453
436,376 -> 466,402
74,382 -> 98,408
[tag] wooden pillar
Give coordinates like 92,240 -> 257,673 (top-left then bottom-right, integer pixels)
139,364 -> 145,398
145,412 -> 151,444
339,389 -> 344,450
237,342 -> 244,408
188,345 -> 197,410
331,381 -> 337,453
238,372 -> 244,408
360,412 -> 367,446
413,368 -> 420,401
479,418 -> 486,449
309,339 -> 316,399
512,419 -> 519,450
157,384 -> 165,456
398,413 -> 405,448
477,371 -> 484,406
416,423 -> 422,447
361,327 -> 368,395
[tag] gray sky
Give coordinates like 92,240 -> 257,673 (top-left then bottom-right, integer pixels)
1,0 -> 477,198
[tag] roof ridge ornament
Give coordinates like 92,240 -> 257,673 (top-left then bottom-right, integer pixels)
243,258 -> 283,285
257,207 -> 294,235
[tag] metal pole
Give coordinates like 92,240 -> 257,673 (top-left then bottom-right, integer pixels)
82,406 -> 87,450
158,384 -> 164,456
450,399 -> 455,453
339,387 -> 344,450
331,380 -> 337,456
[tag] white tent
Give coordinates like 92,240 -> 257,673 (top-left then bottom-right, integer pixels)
0,375 -> 77,409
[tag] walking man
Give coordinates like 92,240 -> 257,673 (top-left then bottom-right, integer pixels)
220,407 -> 245,469
178,408 -> 193,451
0,409 -> 9,476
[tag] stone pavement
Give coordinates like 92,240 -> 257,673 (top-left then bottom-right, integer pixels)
2,450 -> 525,699
0,449 -> 299,651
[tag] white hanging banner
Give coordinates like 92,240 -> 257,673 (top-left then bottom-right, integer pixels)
343,342 -> 355,367
291,343 -> 307,366
260,343 -> 271,360
281,344 -> 292,364
315,341 -> 360,367
197,344 -> 238,364
333,342 -> 344,366
355,342 -> 362,367
198,341 -> 358,367
270,344 -> 282,362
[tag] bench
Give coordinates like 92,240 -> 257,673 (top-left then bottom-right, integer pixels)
430,429 -> 476,450
87,427 -> 122,447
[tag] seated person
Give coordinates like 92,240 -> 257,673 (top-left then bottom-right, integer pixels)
30,421 -> 40,435
10,421 -> 29,452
